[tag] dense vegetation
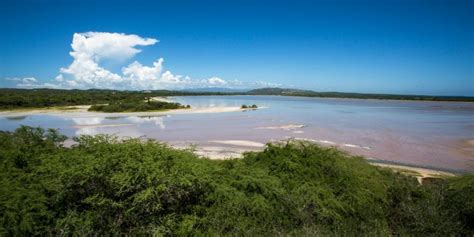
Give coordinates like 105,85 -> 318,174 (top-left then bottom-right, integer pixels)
0,88 -> 219,110
248,88 -> 474,102
88,101 -> 189,112
1,126 -> 472,236
1,88 -> 472,111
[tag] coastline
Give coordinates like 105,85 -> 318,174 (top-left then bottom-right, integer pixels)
169,139 -> 458,181
0,104 -> 250,117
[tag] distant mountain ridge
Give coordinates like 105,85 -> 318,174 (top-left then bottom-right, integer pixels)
248,87 -> 474,102
180,87 -> 249,93
248,88 -> 315,95
0,87 -> 472,102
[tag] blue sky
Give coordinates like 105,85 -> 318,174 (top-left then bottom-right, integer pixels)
0,0 -> 473,95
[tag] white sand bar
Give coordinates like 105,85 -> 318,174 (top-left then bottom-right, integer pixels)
209,140 -> 266,148
256,124 -> 305,130
0,106 -> 244,117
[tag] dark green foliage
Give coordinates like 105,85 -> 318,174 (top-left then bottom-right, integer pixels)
0,127 -> 473,235
241,104 -> 258,109
443,175 -> 474,234
0,88 -> 222,110
88,101 -> 187,112
248,87 -> 474,102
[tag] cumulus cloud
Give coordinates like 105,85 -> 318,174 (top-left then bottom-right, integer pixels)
12,32 -> 280,90
251,81 -> 282,88
55,32 -> 195,89
21,77 -> 37,84
70,32 -> 157,62
206,77 -> 227,85
6,77 -> 40,88
6,77 -> 36,83
121,58 -> 188,89
57,32 -> 143,89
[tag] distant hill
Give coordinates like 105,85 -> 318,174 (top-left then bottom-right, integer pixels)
180,87 -> 249,93
248,88 -> 315,96
1,87 -> 472,103
248,87 -> 474,102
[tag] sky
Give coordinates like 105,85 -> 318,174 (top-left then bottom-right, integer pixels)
0,0 -> 473,95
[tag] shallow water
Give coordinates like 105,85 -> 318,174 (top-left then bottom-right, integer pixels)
1,95 -> 473,172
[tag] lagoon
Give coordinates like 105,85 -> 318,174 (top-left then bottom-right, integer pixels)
1,95 -> 473,172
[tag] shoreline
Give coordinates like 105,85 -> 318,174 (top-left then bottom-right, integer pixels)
168,139 -> 460,179
62,135 -> 458,178
0,105 -> 253,117
251,94 -> 474,103
171,94 -> 474,103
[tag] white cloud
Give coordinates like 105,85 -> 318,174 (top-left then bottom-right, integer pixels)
6,77 -> 36,83
251,81 -> 282,88
121,58 -> 188,89
58,32 -> 130,89
72,117 -> 104,125
70,32 -> 157,62
7,77 -> 39,88
55,32 -> 189,89
12,32 -> 280,90
206,76 -> 227,85
22,77 -> 37,83
126,116 -> 166,129
55,74 -> 64,82
121,59 -> 163,89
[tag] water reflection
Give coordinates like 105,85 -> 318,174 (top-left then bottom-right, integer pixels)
126,115 -> 167,129
72,117 -> 105,135
72,117 -> 104,125
5,116 -> 27,121
70,115 -> 167,136
105,116 -> 122,120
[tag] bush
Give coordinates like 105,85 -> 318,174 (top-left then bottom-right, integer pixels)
0,126 -> 472,235
88,101 -> 186,112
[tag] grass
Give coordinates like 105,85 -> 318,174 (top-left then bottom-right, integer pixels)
0,105 -> 87,112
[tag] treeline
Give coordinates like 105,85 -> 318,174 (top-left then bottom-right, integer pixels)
0,126 -> 472,236
248,88 -> 474,102
0,88 -> 225,110
1,88 -> 472,110
89,101 -> 189,112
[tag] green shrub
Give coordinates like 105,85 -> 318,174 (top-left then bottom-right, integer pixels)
88,101 -> 186,112
0,126 -> 472,235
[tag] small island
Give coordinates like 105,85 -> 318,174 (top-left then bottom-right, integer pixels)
89,100 -> 190,113
241,104 -> 258,109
